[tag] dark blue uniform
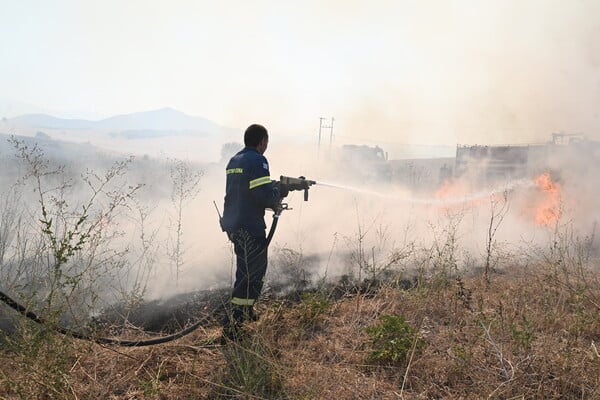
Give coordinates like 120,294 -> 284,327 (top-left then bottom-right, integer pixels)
222,147 -> 281,318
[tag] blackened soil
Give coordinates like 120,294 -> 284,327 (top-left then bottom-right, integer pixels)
93,288 -> 231,334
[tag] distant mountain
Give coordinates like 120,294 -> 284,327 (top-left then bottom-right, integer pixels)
0,132 -> 117,164
8,114 -> 93,130
0,99 -> 55,118
97,107 -> 217,131
5,107 -> 235,137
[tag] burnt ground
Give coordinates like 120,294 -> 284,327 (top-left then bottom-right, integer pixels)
0,270 -> 418,344
91,288 -> 231,335
0,288 -> 231,341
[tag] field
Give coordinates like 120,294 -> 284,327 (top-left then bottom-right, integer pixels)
1,258 -> 599,399
0,136 -> 598,399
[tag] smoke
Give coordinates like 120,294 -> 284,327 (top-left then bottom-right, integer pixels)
256,135 -> 599,287
0,128 -> 598,319
4,1 -> 600,302
4,1 -> 599,148
1,2 -> 599,332
216,1 -> 600,148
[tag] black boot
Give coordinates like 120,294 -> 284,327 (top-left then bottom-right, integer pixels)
221,321 -> 243,342
245,306 -> 258,322
221,305 -> 246,342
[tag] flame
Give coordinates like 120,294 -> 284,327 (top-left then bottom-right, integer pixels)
435,180 -> 452,199
435,179 -> 466,199
533,172 -> 561,226
432,179 -> 481,212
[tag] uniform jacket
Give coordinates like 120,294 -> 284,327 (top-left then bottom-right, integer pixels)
221,147 -> 281,236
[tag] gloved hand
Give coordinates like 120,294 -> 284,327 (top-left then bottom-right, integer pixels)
274,181 -> 289,198
272,200 -> 284,215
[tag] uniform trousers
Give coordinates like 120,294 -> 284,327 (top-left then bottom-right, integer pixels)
225,229 -> 268,325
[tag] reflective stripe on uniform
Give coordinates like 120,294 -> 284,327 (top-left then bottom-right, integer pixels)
249,176 -> 271,189
231,297 -> 255,306
226,168 -> 243,174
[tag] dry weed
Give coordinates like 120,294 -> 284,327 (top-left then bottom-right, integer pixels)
0,263 -> 598,399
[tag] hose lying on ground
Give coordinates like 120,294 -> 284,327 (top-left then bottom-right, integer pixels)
0,289 -> 213,347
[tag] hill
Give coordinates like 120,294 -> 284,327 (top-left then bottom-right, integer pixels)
4,107 -> 236,138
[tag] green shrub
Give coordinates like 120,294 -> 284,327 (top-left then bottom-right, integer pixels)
366,314 -> 425,365
510,316 -> 535,351
298,292 -> 330,323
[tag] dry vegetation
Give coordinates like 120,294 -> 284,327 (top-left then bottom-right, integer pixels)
1,259 -> 598,399
0,138 -> 598,399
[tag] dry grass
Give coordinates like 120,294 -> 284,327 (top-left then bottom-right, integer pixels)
1,262 -> 599,399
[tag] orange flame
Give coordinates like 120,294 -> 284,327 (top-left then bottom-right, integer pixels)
435,179 -> 466,199
533,172 -> 561,226
433,179 -> 481,212
435,180 -> 452,199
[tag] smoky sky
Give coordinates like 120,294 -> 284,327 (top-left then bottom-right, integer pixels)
2,1 -> 600,301
1,1 -> 599,147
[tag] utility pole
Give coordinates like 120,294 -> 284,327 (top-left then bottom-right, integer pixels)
318,117 -> 334,158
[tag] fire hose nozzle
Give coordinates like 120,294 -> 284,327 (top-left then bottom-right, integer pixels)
273,202 -> 289,217
279,175 -> 316,201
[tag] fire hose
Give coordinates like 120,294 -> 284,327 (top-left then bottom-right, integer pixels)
0,175 -> 315,347
0,289 -> 210,347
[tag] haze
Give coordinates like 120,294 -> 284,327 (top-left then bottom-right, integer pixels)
1,0 -> 599,146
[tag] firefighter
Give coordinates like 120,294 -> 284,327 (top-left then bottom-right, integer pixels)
220,124 -> 287,340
